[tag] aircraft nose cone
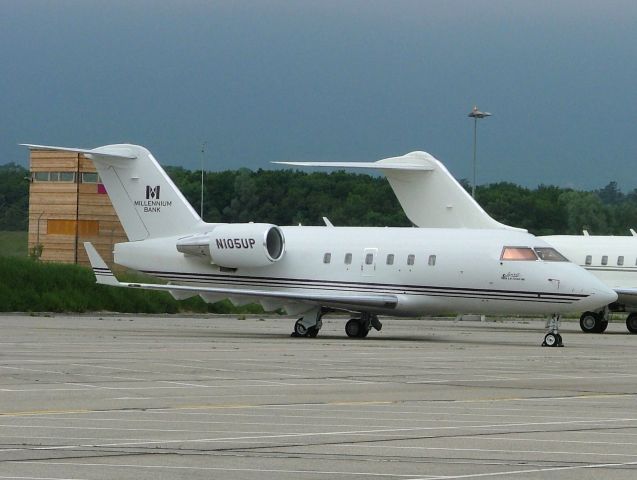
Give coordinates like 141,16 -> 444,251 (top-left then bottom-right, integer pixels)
583,284 -> 617,311
597,286 -> 618,306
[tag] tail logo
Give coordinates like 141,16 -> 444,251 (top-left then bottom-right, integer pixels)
135,185 -> 172,212
146,185 -> 160,200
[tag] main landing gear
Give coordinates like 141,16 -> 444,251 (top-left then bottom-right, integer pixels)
542,314 -> 564,347
627,313 -> 637,334
290,310 -> 383,339
291,307 -> 324,338
579,310 -> 609,333
345,313 -> 382,338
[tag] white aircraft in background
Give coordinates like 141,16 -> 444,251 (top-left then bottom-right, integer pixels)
22,144 -> 616,346
286,152 -> 637,335
540,233 -> 637,334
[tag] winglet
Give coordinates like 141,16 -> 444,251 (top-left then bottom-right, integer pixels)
83,242 -> 120,286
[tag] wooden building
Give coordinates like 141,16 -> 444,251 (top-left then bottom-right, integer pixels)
28,148 -> 127,265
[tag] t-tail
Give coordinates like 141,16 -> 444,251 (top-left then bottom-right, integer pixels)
22,144 -> 203,240
276,151 -> 523,231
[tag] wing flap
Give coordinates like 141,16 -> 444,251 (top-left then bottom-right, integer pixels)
84,242 -> 397,310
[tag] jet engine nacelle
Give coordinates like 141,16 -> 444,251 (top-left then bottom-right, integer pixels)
176,223 -> 285,268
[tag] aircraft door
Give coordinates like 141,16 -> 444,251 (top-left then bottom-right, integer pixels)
361,248 -> 378,277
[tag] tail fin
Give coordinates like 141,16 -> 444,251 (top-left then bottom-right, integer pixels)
276,151 -> 523,231
23,144 -> 203,240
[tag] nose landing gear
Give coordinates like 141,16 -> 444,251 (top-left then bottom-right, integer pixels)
542,314 -> 564,347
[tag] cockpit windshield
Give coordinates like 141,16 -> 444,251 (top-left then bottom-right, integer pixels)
501,246 -> 538,261
534,247 -> 568,262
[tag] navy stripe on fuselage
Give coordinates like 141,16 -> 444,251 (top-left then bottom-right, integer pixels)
139,269 -> 587,304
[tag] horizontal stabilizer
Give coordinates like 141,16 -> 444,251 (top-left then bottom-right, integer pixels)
275,161 -> 433,171
21,144 -> 137,161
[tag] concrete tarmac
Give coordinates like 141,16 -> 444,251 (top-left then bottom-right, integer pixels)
1,314 -> 636,479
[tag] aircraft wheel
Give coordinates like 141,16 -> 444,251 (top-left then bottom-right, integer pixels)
358,327 -> 369,338
542,333 -> 557,347
555,333 -> 563,346
599,320 -> 608,333
626,313 -> 637,333
579,311 -> 601,333
345,319 -> 361,338
307,326 -> 320,338
294,319 -> 308,337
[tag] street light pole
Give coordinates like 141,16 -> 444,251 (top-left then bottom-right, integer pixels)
467,105 -> 492,198
200,141 -> 207,219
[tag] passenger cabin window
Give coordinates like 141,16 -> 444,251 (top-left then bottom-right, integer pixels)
534,247 -> 568,262
344,253 -> 352,265
428,255 -> 436,266
585,255 -> 592,266
323,253 -> 331,264
407,254 -> 415,266
601,255 -> 608,266
500,247 -> 538,261
386,254 -> 394,265
618,256 -> 624,266
365,253 -> 374,265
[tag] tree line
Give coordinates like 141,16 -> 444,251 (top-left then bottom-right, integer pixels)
2,161 -> 637,235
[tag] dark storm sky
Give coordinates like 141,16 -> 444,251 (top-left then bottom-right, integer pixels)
2,0 -> 636,189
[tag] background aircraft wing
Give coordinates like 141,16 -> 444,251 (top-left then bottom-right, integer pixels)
615,288 -> 637,296
84,243 -> 397,311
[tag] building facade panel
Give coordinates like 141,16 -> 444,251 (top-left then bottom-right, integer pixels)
28,149 -> 128,265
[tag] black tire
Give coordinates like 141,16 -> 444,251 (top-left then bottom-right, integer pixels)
580,311 -> 601,333
555,333 -> 563,346
543,333 -> 557,347
599,320 -> 608,333
294,319 -> 308,336
345,319 -> 361,338
358,327 -> 369,338
307,326 -> 319,338
627,313 -> 637,334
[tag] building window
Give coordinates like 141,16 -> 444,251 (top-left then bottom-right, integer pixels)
365,253 -> 374,265
407,254 -> 415,266
386,254 -> 394,265
32,171 -> 77,182
618,256 -> 624,266
82,172 -> 99,183
323,253 -> 331,264
428,254 -> 436,266
585,255 -> 592,266
344,253 -> 352,265
601,255 -> 608,266
47,219 -> 99,236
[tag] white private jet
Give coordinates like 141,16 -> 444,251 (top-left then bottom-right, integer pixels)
288,151 -> 637,335
540,234 -> 637,334
23,144 -> 616,346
